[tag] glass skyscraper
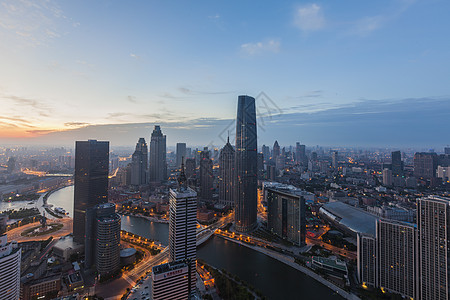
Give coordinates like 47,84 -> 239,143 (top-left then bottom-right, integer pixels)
235,95 -> 258,232
73,140 -> 109,245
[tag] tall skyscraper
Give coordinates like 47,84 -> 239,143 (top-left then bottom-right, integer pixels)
73,140 -> 109,245
176,143 -> 187,169
149,125 -> 167,183
185,158 -> 196,179
131,138 -> 148,186
235,95 -> 258,232
295,142 -> 306,164
417,196 -> 450,299
167,164 -> 197,296
391,150 -> 403,176
0,234 -> 21,300
376,219 -> 416,299
331,151 -> 338,169
357,234 -> 376,288
152,260 -> 191,300
414,152 -> 438,179
262,145 -> 270,161
272,140 -> 280,159
199,147 -> 213,201
219,137 -> 235,207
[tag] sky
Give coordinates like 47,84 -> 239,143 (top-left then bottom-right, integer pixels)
0,0 -> 449,148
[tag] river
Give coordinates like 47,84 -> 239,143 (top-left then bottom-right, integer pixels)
47,186 -> 343,300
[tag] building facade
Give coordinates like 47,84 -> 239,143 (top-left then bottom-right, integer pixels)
266,185 -> 306,246
131,138 -> 148,186
0,234 -> 21,300
235,95 -> 258,232
152,260 -> 190,300
219,138 -> 234,207
176,143 -> 187,169
199,148 -> 213,201
414,152 -> 438,179
376,219 -> 417,299
149,125 -> 167,183
357,234 -> 376,288
73,140 -> 109,245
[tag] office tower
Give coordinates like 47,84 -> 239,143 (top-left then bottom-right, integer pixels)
131,138 -> 148,186
391,151 -> 403,176
185,158 -> 196,179
73,140 -> 109,245
168,165 -> 197,295
199,148 -> 213,201
331,151 -> 338,169
272,141 -> 280,159
176,143 -> 187,169
414,152 -> 438,179
311,152 -> 318,161
257,153 -> 264,179
417,196 -> 450,299
93,203 -> 121,275
267,164 -> 276,181
376,219 -> 416,299
445,147 -> 450,155
186,147 -> 192,158
262,145 -> 270,162
295,142 -> 306,164
219,138 -> 235,207
266,184 -> 306,246
152,260 -> 191,300
0,234 -> 21,300
275,155 -> 285,171
357,234 -> 376,288
382,168 -> 393,186
149,125 -> 167,183
437,166 -> 450,180
235,95 -> 258,232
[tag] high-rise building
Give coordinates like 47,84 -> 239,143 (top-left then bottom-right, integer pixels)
92,203 -> 121,276
257,153 -> 264,180
235,95 -> 258,232
445,147 -> 450,155
272,141 -> 280,159
219,138 -> 235,207
376,219 -> 416,299
73,140 -> 109,245
295,142 -> 306,165
176,143 -> 187,169
414,152 -> 438,179
131,138 -> 148,186
0,234 -> 21,300
262,145 -> 270,162
391,151 -> 403,176
357,234 -> 376,288
168,165 -> 197,295
331,151 -> 338,169
417,196 -> 450,299
152,260 -> 191,300
149,125 -> 167,183
382,168 -> 393,186
199,148 -> 213,201
185,158 -> 196,179
265,183 -> 306,246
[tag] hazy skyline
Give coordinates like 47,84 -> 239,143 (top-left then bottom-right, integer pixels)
1,0 -> 449,147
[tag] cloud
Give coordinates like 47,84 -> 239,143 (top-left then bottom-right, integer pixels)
130,53 -> 141,59
3,94 -> 52,116
294,4 -> 325,32
26,129 -> 58,135
240,39 -> 280,55
64,122 -> 90,127
127,96 -> 138,103
208,14 -> 220,20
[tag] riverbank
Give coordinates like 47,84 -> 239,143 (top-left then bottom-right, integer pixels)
216,234 -> 360,300
119,212 -> 168,224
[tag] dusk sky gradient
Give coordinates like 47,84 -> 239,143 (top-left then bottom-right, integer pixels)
1,0 -> 449,148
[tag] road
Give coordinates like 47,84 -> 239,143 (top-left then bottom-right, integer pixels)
7,218 -> 73,242
306,237 -> 357,260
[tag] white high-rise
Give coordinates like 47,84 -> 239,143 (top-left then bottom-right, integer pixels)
0,234 -> 21,300
152,163 -> 197,299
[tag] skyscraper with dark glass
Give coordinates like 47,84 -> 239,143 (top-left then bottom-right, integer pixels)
176,143 -> 187,169
219,137 -> 235,207
235,95 -> 257,232
73,140 -> 109,245
199,147 -> 213,201
149,125 -> 167,183
131,137 -> 148,186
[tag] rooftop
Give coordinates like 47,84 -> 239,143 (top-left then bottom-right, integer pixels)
320,202 -> 379,235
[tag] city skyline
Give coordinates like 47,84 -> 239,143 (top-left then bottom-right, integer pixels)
1,1 -> 450,147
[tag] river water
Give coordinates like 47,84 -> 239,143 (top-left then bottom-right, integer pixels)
47,186 -> 343,300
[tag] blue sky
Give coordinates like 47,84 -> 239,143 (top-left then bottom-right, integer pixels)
0,0 -> 449,147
